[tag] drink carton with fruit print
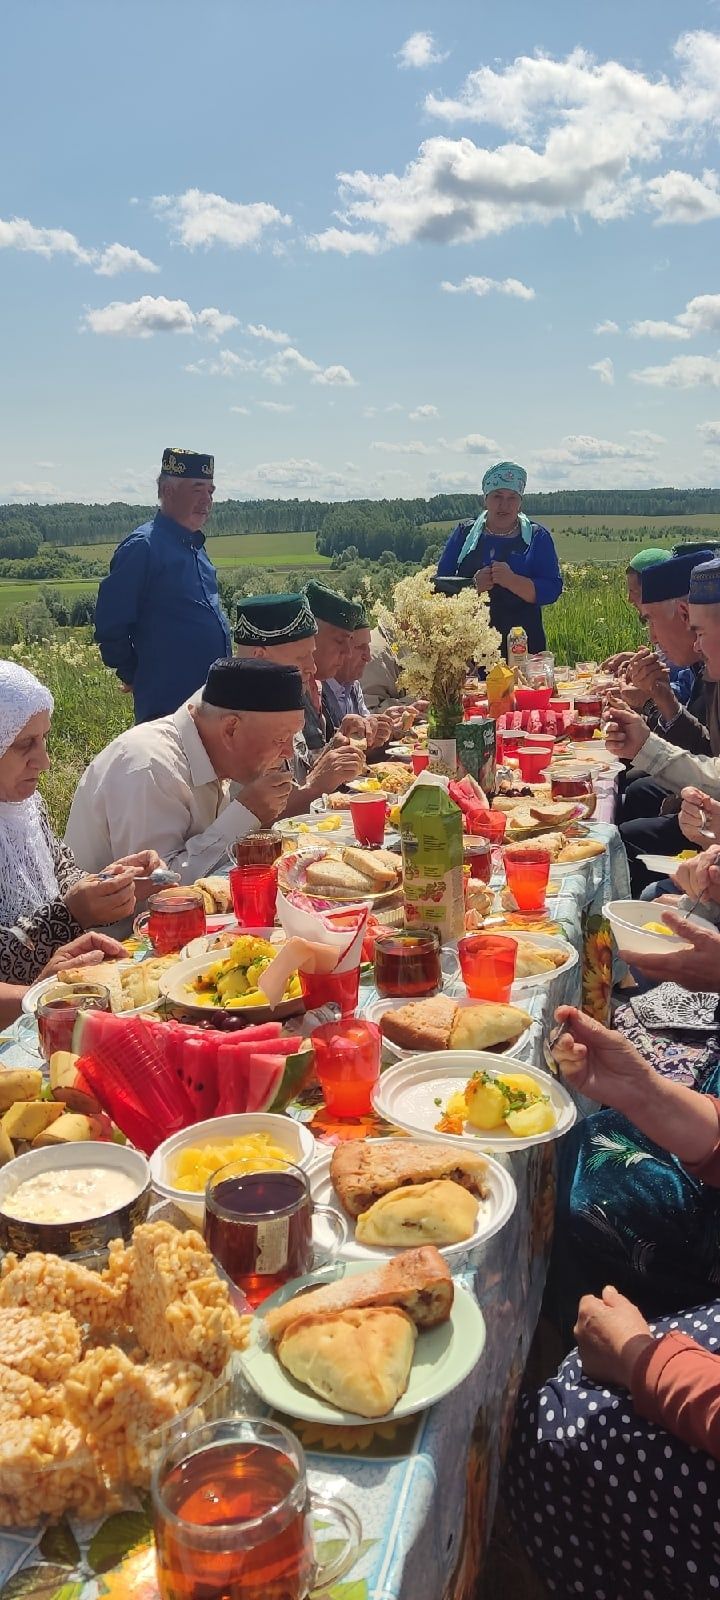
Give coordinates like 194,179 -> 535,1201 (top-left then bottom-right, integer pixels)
400,776 -> 465,941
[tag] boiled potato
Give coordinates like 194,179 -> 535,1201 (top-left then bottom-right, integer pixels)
505,1102 -> 556,1138
499,1073 -> 542,1098
465,1078 -> 508,1129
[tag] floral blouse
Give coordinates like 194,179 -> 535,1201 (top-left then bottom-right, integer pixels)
0,804 -> 83,986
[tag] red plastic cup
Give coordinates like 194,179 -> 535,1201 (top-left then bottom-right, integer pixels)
348,793 -> 388,847
411,750 -> 430,775
311,1018 -> 381,1117
458,934 -> 517,1001
503,848 -> 551,912
300,966 -> 360,1017
229,864 -> 278,927
549,698 -> 571,713
518,747 -> 551,782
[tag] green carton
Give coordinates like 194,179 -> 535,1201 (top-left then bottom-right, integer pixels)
455,717 -> 496,797
400,778 -> 465,941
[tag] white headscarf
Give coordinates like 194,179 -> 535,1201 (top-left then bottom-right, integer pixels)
0,661 -> 59,926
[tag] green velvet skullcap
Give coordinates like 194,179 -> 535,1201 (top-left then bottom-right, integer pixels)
234,592 -> 317,646
304,580 -> 360,632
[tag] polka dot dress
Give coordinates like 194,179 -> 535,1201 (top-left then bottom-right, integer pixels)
505,1301 -> 720,1599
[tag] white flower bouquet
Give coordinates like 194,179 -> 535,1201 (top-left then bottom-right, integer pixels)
377,568 -> 501,738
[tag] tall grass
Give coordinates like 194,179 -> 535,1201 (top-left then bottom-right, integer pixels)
545,566 -> 644,664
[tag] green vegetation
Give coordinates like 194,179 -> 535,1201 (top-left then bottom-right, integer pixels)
68,531 -> 330,568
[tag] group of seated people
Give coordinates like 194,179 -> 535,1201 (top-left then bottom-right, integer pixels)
0,579 -> 418,1024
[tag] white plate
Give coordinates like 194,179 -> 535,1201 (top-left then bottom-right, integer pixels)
21,964 -> 161,1020
159,951 -> 304,1023
548,851 -> 604,880
496,930 -> 578,992
372,1051 -> 576,1153
182,926 -> 284,960
308,1142 -> 516,1265
605,899 -> 705,959
639,853 -> 694,877
363,995 -> 535,1063
241,1264 -> 485,1426
150,1112 -> 317,1224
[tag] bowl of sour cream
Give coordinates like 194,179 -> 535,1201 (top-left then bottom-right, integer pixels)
0,1141 -> 151,1257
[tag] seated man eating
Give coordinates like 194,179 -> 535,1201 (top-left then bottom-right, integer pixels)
65,658 -> 304,883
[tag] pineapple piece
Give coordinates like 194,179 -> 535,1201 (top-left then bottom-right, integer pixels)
505,1101 -> 556,1138
2,1102 -> 64,1141
0,1069 -> 43,1112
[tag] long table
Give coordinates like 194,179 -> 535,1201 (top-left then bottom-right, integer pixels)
0,824 -> 630,1600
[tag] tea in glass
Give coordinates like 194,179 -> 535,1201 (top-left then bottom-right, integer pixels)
374,931 -> 441,997
550,765 -> 593,801
203,1161 -> 344,1308
36,983 -> 110,1061
464,844 -> 493,884
574,695 -> 602,719
569,716 -> 601,743
230,832 -> 283,867
134,889 -> 206,954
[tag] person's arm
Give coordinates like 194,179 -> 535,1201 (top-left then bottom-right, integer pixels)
632,730 -> 720,798
94,758 -> 262,884
632,1334 -> 720,1458
527,527 -> 563,606
436,524 -> 467,577
93,536 -> 151,686
0,900 -> 84,987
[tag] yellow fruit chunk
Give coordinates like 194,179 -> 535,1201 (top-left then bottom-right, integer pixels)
505,1101 -> 556,1138
465,1078 -> 508,1129
642,922 -> 674,937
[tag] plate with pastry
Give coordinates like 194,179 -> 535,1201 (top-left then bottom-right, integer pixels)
372,1053 -> 576,1153
309,1137 -> 516,1264
278,846 -> 402,906
363,993 -> 535,1061
549,837 -> 607,877
498,931 -> 578,991
21,955 -> 176,1018
241,1246 -> 485,1424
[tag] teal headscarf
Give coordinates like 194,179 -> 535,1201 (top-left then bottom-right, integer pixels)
457,460 -> 530,567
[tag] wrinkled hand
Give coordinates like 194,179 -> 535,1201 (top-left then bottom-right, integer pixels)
603,702 -> 651,762
236,769 -> 295,825
575,1286 -> 654,1389
107,848 -> 166,903
309,740 -> 365,796
340,714 -> 366,742
64,870 -> 137,929
602,651 -> 635,675
631,908 -> 720,990
489,560 -> 515,591
367,713 -> 393,750
40,931 -> 128,978
672,843 -> 720,904
552,1005 -> 652,1112
474,567 -> 493,595
629,649 -> 678,718
679,786 -> 720,847
615,678 -> 648,713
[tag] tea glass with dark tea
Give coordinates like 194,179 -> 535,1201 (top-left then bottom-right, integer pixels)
203,1160 -> 345,1308
152,1415 -> 361,1600
133,889 -> 207,954
35,982 -> 111,1061
230,832 -> 283,868
373,930 -> 442,997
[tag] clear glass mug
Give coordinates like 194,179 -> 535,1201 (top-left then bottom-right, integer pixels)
133,889 -> 207,954
152,1415 -> 361,1600
203,1160 -> 347,1308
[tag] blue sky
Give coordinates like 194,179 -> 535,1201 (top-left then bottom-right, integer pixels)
3,0 -> 720,505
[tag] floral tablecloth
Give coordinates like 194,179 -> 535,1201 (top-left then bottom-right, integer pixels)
0,823 -> 630,1600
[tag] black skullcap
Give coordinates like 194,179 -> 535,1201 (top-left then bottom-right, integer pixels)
202,657 -> 303,712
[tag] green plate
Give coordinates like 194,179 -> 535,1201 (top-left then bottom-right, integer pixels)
240,1263 -> 485,1426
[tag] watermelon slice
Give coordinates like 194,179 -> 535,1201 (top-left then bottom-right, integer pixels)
175,1035 -> 220,1121
245,1052 -> 288,1113
269,1043 -> 316,1112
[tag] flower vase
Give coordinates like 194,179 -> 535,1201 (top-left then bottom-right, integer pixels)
427,702 -> 461,776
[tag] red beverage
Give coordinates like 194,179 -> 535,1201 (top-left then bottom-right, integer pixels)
230,832 -> 283,867
459,933 -> 517,1001
569,717 -> 601,743
300,965 -> 360,1017
501,730 -> 527,758
36,984 -> 110,1061
464,844 -> 493,883
204,1165 -> 312,1306
503,848 -> 551,913
230,865 -> 278,928
550,765 -> 593,801
134,890 -> 207,954
348,793 -> 388,847
411,750 -> 430,775
549,698 -> 571,713
311,1018 -> 381,1117
153,1419 -> 359,1600
574,695 -> 602,719
518,747 -> 550,782
374,932 -> 441,997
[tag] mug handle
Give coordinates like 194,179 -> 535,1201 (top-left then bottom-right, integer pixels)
311,1203 -> 347,1267
309,1492 -> 362,1594
133,910 -> 151,940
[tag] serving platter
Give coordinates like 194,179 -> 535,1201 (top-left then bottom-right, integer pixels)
159,951 -> 304,1023
372,1050 -> 576,1153
240,1262 -> 486,1426
308,1142 -> 517,1266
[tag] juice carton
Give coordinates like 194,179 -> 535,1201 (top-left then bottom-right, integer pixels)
455,717 -> 496,798
400,776 -> 465,942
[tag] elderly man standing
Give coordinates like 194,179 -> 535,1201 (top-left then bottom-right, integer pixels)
94,447 -> 231,723
65,659 -> 302,883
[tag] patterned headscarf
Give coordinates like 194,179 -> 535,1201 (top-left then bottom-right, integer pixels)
0,661 -> 59,926
482,461 -> 527,496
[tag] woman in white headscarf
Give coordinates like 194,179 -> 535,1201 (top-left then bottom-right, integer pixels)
0,661 -> 163,1023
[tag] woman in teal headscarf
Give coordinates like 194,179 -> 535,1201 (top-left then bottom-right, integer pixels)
436,461 -> 563,652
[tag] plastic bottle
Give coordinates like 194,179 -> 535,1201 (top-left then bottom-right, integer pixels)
507,626 -> 529,681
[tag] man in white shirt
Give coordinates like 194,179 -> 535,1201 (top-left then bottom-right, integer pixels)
65,658 -> 304,883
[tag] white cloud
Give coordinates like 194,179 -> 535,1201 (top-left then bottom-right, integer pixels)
246,322 -> 292,343
307,227 -> 382,255
263,345 -> 356,386
0,478 -> 62,500
258,400 -> 294,412
152,188 -> 291,249
589,358 -> 615,385
94,243 -> 160,276
678,294 -> 720,335
537,433 -> 661,466
427,470 -> 481,492
186,350 -> 259,378
385,403 -> 404,413
594,320 -> 619,334
229,405 -> 250,415
248,458 -> 353,493
440,432 -> 499,455
316,33 -> 720,251
646,168 -> 720,223
370,439 -> 433,455
629,318 -> 691,339
83,295 -> 239,340
631,354 -> 720,387
396,31 -> 448,70
409,404 -> 439,419
698,420 -> 720,444
441,274 -> 535,300
362,406 -> 378,418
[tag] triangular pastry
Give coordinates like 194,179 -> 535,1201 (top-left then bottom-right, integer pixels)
276,1306 -> 417,1417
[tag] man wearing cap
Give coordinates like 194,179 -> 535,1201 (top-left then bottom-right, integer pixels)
436,461 -> 563,653
324,614 -> 408,755
302,580 -> 361,748
94,448 -> 231,723
232,591 -> 365,803
65,659 -> 303,883
602,549 -> 673,675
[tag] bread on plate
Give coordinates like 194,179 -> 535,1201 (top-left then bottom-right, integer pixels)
330,1138 -> 490,1218
276,1305 -> 416,1417
263,1244 -> 453,1343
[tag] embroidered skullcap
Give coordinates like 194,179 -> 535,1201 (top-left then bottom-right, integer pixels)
481,461 -> 527,496
642,549 -> 714,604
234,592 -> 317,647
161,447 -> 214,479
689,558 -> 720,606
0,661 -> 53,759
353,605 -> 370,629
202,658 -> 304,712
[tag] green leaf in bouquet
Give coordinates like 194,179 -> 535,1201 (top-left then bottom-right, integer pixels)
87,1511 -> 152,1575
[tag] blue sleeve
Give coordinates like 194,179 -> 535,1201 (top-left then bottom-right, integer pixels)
528,526 -> 563,606
437,524 -> 470,576
94,535 -> 151,684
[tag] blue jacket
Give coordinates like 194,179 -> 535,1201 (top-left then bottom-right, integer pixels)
437,518 -> 563,652
94,512 -> 232,722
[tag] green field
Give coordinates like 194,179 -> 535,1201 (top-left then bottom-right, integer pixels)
423,512 -> 720,568
0,580 -> 97,615
69,531 -> 329,569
